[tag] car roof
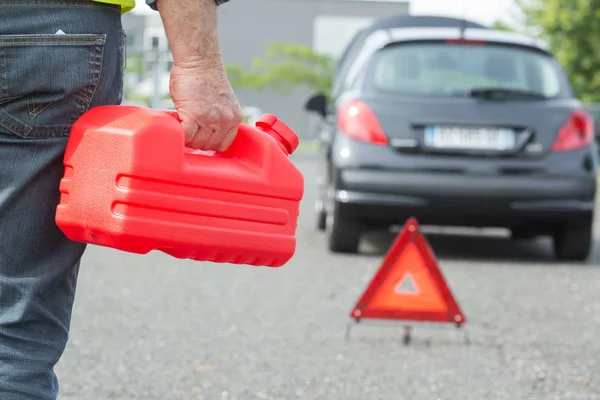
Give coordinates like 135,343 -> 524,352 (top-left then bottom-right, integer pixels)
343,15 -> 490,57
358,24 -> 550,54
366,15 -> 489,32
348,15 -> 548,50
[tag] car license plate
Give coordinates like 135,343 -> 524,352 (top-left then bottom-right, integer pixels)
424,126 -> 516,151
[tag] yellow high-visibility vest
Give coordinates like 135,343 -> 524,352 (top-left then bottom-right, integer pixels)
92,0 -> 136,13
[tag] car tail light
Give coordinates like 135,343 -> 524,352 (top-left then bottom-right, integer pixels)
337,100 -> 388,145
551,110 -> 594,152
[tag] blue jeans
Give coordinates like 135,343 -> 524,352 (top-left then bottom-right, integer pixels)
0,1 -> 124,398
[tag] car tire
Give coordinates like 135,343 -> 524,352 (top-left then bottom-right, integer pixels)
510,226 -> 536,240
315,179 -> 327,231
552,222 -> 593,261
316,203 -> 327,231
327,201 -> 362,254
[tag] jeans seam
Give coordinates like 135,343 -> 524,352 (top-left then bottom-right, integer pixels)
0,49 -> 4,100
0,115 -> 70,137
28,99 -> 54,118
69,38 -> 106,126
87,39 -> 106,112
0,36 -> 106,46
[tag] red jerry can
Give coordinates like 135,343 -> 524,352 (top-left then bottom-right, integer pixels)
55,106 -> 304,267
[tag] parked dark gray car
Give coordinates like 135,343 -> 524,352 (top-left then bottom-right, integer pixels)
305,15 -> 597,261
587,103 -> 600,147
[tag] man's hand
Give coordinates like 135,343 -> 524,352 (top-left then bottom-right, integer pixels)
170,60 -> 243,151
157,0 -> 243,151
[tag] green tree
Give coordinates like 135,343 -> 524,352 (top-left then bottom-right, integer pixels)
491,20 -> 516,32
125,55 -> 143,75
224,41 -> 335,97
516,0 -> 600,102
123,55 -> 150,104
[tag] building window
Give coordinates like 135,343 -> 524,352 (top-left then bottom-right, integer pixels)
144,27 -> 168,52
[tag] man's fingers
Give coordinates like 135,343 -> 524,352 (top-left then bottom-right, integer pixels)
202,124 -> 236,151
181,109 -> 242,151
216,126 -> 238,152
216,106 -> 243,152
187,124 -> 216,149
200,122 -> 228,150
180,117 -> 198,145
169,62 -> 243,151
206,110 -> 241,151
173,89 -> 243,151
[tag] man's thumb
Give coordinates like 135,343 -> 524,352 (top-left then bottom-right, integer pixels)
179,115 -> 198,145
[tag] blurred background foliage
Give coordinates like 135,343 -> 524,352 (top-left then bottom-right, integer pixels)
516,0 -> 600,103
224,41 -> 335,98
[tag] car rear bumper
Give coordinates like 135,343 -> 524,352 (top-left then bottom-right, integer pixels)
335,169 -> 596,227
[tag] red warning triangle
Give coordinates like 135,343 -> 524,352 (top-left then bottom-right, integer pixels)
350,218 -> 466,325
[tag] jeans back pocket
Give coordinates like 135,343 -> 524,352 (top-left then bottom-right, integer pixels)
0,34 -> 106,138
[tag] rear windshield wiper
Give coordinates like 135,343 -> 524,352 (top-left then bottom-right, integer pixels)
467,87 -> 549,100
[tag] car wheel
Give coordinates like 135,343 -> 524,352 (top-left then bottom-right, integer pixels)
315,199 -> 327,231
327,200 -> 362,254
315,174 -> 328,231
510,226 -> 536,240
552,222 -> 593,261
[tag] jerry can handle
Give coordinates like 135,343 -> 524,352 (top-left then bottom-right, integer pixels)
165,110 -> 299,156
254,114 -> 299,155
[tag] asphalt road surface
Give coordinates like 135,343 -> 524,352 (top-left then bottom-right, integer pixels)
56,154 -> 600,400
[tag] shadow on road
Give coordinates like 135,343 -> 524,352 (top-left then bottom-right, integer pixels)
359,229 -> 600,266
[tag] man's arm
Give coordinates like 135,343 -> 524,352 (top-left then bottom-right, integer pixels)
153,0 -> 242,151
157,0 -> 221,65
146,0 -> 230,11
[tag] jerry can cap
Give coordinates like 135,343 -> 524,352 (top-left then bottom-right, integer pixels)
255,114 -> 299,155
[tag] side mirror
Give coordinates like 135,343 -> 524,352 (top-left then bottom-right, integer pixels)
304,93 -> 328,118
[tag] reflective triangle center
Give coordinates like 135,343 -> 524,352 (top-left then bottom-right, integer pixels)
369,242 -> 448,312
395,272 -> 419,294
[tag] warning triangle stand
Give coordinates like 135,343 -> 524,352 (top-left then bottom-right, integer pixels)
346,217 -> 467,345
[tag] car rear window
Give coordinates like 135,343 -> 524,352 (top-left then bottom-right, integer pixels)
364,42 -> 564,98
